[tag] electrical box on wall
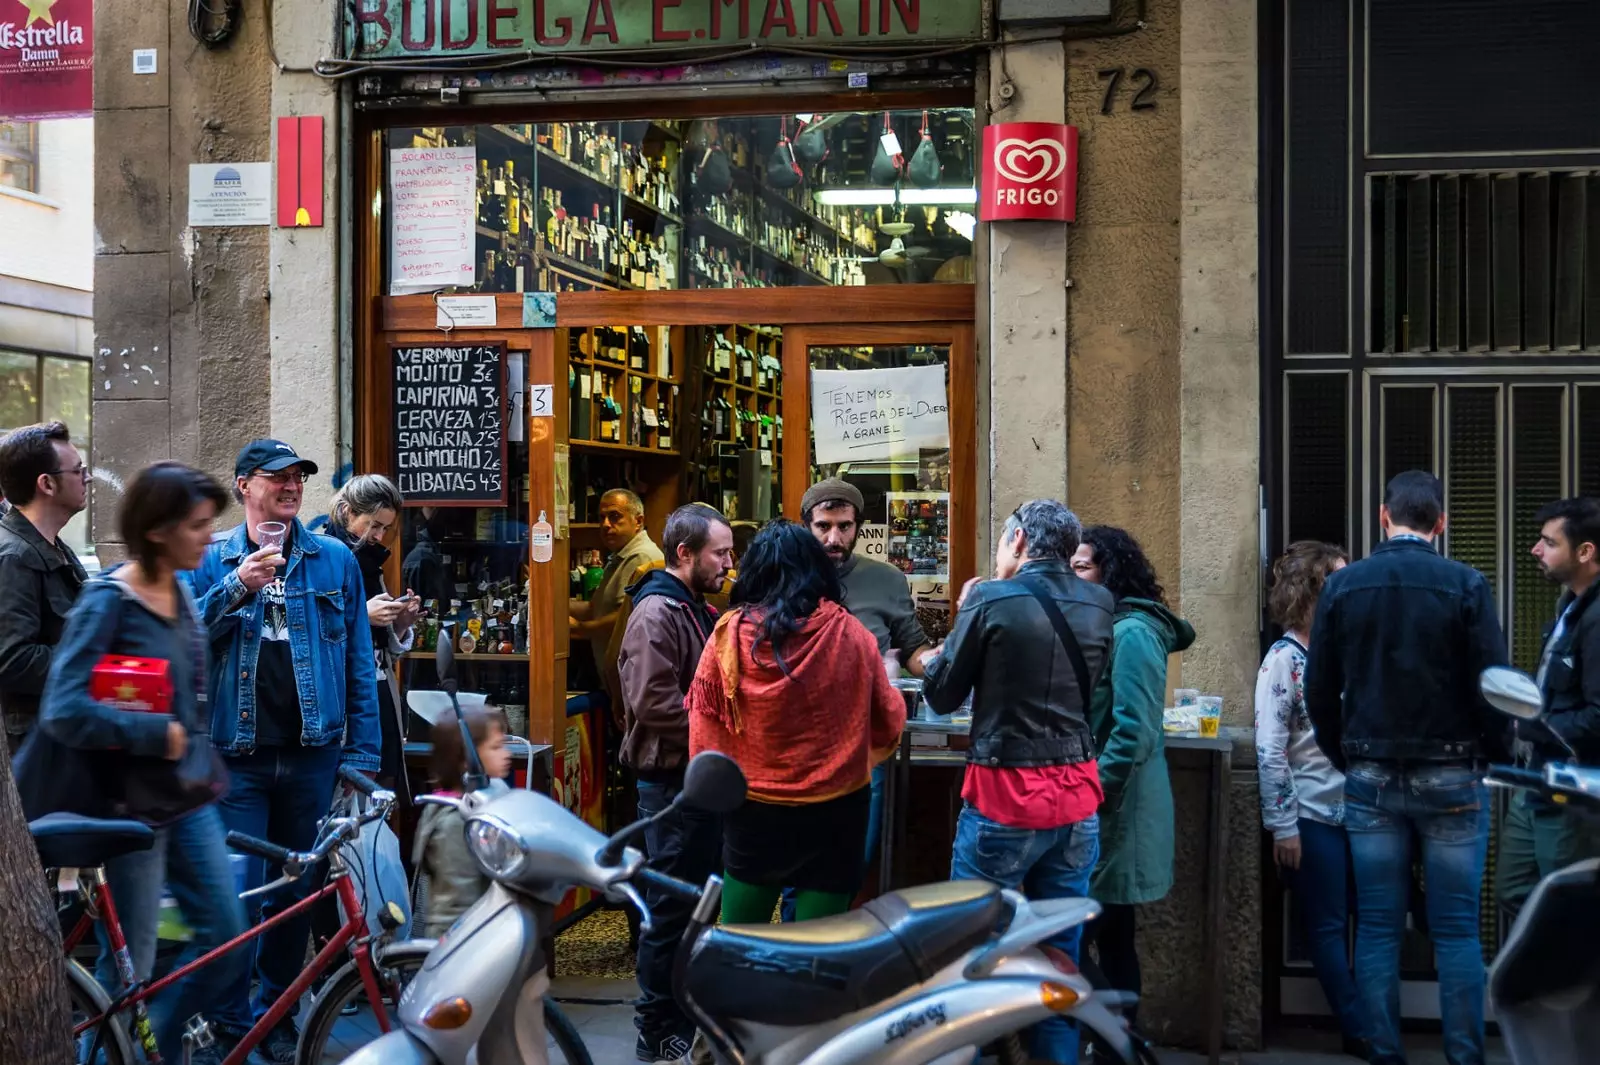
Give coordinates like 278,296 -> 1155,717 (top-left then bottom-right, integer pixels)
997,0 -> 1114,26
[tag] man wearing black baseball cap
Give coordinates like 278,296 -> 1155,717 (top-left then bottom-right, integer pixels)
184,438 -> 377,1062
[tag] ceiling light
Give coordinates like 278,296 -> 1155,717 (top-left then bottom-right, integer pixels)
812,188 -> 978,207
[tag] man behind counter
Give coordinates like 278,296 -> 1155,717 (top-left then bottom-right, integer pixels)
569,488 -> 664,685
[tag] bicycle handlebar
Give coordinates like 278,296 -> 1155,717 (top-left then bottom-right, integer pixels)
225,786 -> 394,875
225,831 -> 293,866
338,764 -> 380,797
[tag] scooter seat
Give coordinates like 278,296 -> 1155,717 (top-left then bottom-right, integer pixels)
1490,857 -> 1600,1007
685,880 -> 1006,1027
29,812 -> 155,870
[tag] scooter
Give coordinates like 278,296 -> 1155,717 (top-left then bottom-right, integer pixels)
340,640 -> 1154,1065
1477,666 -> 1600,1065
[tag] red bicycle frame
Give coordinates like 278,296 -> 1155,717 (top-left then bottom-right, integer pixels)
67,867 -> 391,1065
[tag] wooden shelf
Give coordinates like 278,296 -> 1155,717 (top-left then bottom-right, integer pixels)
402,651 -> 531,663
569,438 -> 679,457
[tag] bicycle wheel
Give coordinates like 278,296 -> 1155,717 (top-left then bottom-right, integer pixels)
295,942 -> 593,1065
65,958 -> 134,1065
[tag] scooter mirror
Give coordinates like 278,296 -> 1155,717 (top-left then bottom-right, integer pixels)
681,751 -> 747,814
436,632 -> 458,695
1481,666 -> 1543,720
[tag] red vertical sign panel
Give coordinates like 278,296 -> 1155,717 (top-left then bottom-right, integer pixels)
0,0 -> 94,121
276,115 -> 324,227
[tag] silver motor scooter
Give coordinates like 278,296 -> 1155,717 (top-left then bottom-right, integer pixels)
1478,666 -> 1600,1065
341,640 -> 1154,1065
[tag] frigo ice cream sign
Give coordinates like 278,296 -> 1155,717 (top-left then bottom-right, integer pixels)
347,0 -> 984,58
0,0 -> 92,121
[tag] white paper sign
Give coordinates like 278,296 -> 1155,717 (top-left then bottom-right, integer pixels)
810,364 -> 950,464
436,295 -> 497,328
188,163 -> 271,227
388,145 -> 476,295
859,523 -> 889,561
528,383 -> 554,419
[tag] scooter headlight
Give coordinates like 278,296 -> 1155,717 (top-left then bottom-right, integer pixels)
466,815 -> 527,879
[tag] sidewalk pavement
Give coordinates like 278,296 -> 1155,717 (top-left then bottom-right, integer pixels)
544,977 -> 1513,1064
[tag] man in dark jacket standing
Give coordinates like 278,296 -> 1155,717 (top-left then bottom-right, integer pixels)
923,499 -> 1114,1065
616,503 -> 733,1064
0,421 -> 88,746
1495,496 -> 1600,921
1305,470 -> 1507,1065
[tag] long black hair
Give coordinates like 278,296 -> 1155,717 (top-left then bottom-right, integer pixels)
1081,525 -> 1166,605
728,520 -> 842,674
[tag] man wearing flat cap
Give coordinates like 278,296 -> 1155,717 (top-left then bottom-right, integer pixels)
185,439 -> 379,1061
801,477 -> 932,900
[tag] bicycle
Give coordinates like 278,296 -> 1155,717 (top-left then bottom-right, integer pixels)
34,765 -> 590,1065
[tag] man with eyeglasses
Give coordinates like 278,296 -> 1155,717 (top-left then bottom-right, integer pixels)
186,438 -> 378,1064
0,420 -> 88,746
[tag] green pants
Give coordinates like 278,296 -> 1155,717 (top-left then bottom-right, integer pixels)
1495,789 -> 1600,921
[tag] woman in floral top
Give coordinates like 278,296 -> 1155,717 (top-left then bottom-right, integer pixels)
1256,540 -> 1369,1058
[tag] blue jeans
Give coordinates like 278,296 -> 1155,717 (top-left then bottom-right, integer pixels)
1344,760 -> 1489,1065
781,762 -> 886,922
951,804 -> 1099,1065
95,804 -> 248,1062
213,743 -> 342,1035
1282,818 -> 1368,1045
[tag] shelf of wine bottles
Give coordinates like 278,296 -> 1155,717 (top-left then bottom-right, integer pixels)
393,119 -> 883,294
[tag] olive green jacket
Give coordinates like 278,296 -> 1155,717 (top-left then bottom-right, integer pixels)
1089,598 -> 1195,905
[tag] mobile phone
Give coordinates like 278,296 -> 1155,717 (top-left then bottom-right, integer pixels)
394,592 -> 418,603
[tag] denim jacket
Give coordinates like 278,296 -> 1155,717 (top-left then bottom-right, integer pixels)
184,519 -> 380,770
1305,537 -> 1509,770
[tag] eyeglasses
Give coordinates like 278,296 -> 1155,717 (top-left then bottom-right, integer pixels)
48,465 -> 90,482
255,469 -> 310,486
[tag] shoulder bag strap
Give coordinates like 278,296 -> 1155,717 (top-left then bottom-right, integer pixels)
1015,574 -> 1094,703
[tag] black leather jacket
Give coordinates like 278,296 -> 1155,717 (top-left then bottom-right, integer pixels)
1305,537 -> 1509,769
924,559 -> 1115,768
1530,581 -> 1600,766
0,508 -> 86,740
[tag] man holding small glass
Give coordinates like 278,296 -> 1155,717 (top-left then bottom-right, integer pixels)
186,438 -> 379,1063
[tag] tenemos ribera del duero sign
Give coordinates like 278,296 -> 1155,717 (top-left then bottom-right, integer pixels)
0,0 -> 92,121
979,122 -> 1078,223
348,0 -> 984,60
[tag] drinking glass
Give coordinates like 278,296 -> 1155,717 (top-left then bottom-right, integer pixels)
255,521 -> 287,556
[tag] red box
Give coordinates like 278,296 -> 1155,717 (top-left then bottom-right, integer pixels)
89,656 -> 173,714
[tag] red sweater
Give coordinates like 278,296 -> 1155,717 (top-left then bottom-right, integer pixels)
687,600 -> 906,805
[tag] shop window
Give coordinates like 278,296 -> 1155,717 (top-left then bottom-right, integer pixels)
0,350 -> 93,556
384,108 -> 975,296
0,122 -> 38,193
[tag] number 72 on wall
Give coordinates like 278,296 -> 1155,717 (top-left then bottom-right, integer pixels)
1097,68 -> 1158,114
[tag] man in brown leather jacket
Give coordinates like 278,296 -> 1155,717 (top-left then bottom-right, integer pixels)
616,503 -> 734,1063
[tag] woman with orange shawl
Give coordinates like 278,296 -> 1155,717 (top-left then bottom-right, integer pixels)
687,521 -> 906,923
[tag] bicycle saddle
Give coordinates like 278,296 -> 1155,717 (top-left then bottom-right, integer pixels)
30,812 -> 155,870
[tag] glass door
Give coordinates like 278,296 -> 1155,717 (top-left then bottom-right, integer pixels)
782,323 -> 975,643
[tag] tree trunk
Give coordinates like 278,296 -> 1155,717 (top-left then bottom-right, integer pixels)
0,732 -> 72,1065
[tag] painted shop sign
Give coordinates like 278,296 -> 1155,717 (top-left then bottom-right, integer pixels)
348,0 -> 985,60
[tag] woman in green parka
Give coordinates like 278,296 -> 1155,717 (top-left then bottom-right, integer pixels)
1071,526 -> 1195,1024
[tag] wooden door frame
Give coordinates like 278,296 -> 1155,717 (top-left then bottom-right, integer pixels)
362,285 -> 976,748
781,321 -> 977,594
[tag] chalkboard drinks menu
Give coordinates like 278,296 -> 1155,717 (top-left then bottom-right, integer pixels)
392,342 -> 507,505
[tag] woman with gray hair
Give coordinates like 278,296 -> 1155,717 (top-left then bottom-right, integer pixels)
327,474 -> 420,790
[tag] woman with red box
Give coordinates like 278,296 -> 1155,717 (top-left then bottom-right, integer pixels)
30,461 -> 245,1065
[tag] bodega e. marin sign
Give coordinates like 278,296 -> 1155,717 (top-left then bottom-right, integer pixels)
349,0 -> 984,59
392,342 -> 508,506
